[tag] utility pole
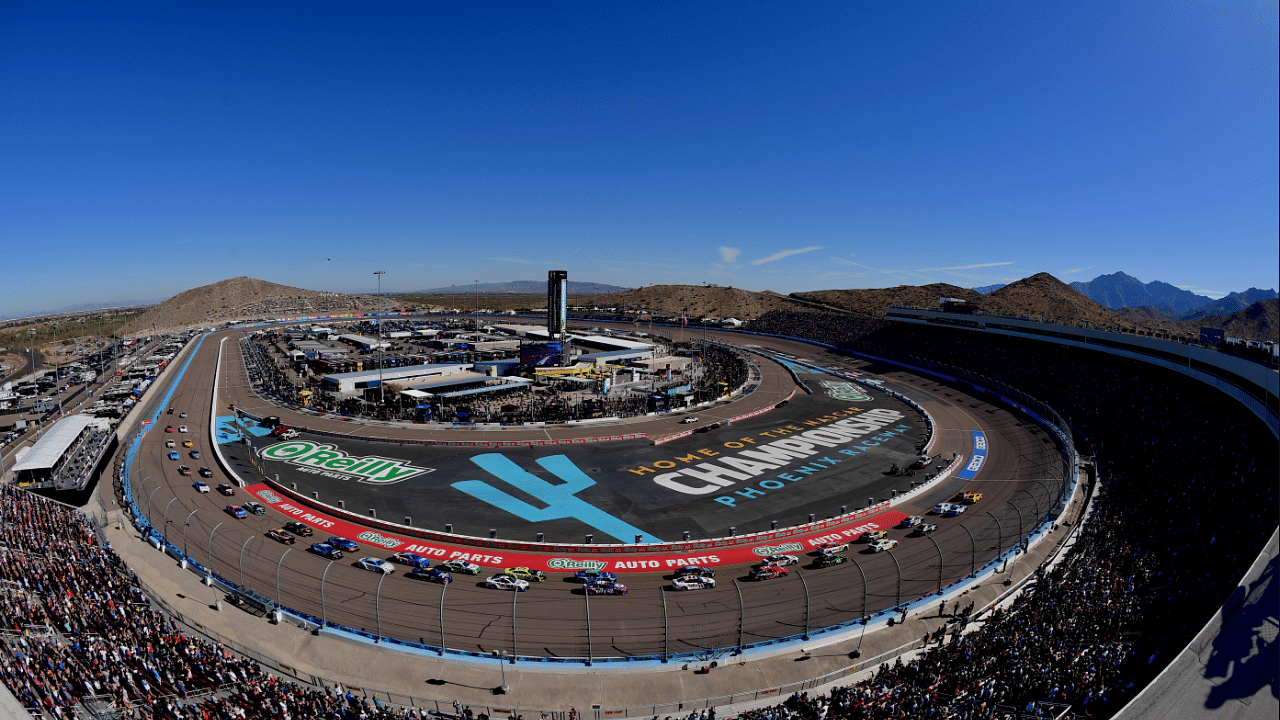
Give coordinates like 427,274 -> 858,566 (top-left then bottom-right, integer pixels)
374,271 -> 386,408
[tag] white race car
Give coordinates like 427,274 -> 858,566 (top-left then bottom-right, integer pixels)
356,557 -> 395,574
485,575 -> 530,592
671,576 -> 716,591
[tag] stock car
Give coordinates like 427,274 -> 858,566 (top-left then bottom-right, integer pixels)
266,529 -> 296,545
410,567 -> 452,584
225,505 -> 248,519
167,408 -> 174,415
911,454 -> 934,469
679,416 -> 699,424
671,576 -> 715,591
674,566 -> 715,578
177,465 -> 191,476
189,450 -> 201,459
311,543 -> 343,560
760,554 -> 800,567
165,426 -> 174,433
485,575 -> 530,592
182,439 -> 193,448
932,503 -> 965,516
243,501 -> 266,515
356,557 -> 395,574
327,537 -> 360,552
216,484 -> 235,496
858,530 -> 887,543
942,504 -> 967,517
503,567 -> 546,583
898,516 -> 925,529
198,467 -> 213,478
192,480 -> 210,493
817,542 -> 849,556
574,570 -> 617,583
916,523 -> 939,536
749,565 -> 789,581
179,411 -> 187,418
816,554 -> 848,568
283,521 -> 313,537
165,439 -> 175,448
959,492 -> 984,504
167,451 -> 180,461
178,425 -> 188,433
584,580 -> 628,595
869,539 -> 899,553
391,552 -> 432,569
440,560 -> 482,575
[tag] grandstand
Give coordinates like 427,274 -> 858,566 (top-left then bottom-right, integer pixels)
9,414 -> 114,492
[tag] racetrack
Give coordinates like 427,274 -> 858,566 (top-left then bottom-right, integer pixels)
125,323 -> 1067,660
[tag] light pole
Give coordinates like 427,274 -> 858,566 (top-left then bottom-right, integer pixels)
374,271 -> 386,408
182,509 -> 198,558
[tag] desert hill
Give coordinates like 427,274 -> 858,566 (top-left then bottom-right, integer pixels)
136,277 -> 403,332
980,273 -> 1126,328
790,284 -> 986,315
590,284 -> 810,319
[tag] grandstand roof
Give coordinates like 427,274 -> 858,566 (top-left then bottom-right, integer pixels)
11,415 -> 107,473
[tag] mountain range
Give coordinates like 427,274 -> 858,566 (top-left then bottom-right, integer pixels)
1064,272 -> 1275,320
415,280 -> 630,295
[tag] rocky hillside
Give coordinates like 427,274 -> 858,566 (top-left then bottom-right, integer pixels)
136,277 -> 404,332
791,283 -> 986,315
591,284 -> 810,319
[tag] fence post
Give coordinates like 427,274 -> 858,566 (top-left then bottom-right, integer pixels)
438,582 -> 447,656
320,560 -> 334,627
733,578 -> 744,655
661,587 -> 670,662
375,571 -> 387,642
584,586 -> 593,665
796,569 -> 811,640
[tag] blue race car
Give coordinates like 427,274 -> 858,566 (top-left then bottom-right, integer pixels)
327,537 -> 360,552
410,567 -> 453,584
167,451 -> 180,461
574,570 -> 617,583
311,543 -> 343,559
391,552 -> 432,569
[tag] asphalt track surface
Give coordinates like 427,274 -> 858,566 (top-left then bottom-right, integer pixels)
129,324 -> 1066,660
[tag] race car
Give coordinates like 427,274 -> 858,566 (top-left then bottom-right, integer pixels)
817,542 -> 849,556
679,416 -> 699,424
189,450 -> 201,459
167,408 -> 174,415
242,501 -> 266,515
192,480 -> 210,493
916,523 -> 939,536
356,557 -> 395,574
440,560 -> 482,575
216,483 -> 235,496
869,539 -> 899,553
165,439 -> 175,448
584,580 -> 628,595
182,439 -> 193,448
858,530 -> 887,543
198,467 -> 213,478
749,565 -> 789,581
760,554 -> 800,567
910,454 -> 934,469
326,537 -> 360,552
283,521 -> 313,537
942,504 -> 967,517
898,516 -> 925,528
167,451 -> 180,461
485,575 -> 529,592
574,569 -> 617,583
959,492 -> 984,504
391,552 -> 432,569
178,425 -> 188,433
225,505 -> 248,519
311,543 -> 343,560
410,567 -> 452,584
815,554 -> 848,568
165,426 -> 174,433
502,567 -> 546,583
179,411 -> 188,418
177,465 -> 191,476
932,502 -> 965,515
671,576 -> 715,591
266,529 -> 296,545
674,566 -> 715,578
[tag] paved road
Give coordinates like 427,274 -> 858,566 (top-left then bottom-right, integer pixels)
121,325 -> 1064,660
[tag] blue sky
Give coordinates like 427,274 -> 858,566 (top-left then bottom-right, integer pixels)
2,2 -> 1276,319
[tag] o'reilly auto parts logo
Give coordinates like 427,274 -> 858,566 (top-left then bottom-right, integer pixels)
820,381 -> 871,402
256,489 -> 282,503
260,441 -> 431,485
546,558 -> 608,571
355,531 -> 401,549
752,542 -> 804,556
